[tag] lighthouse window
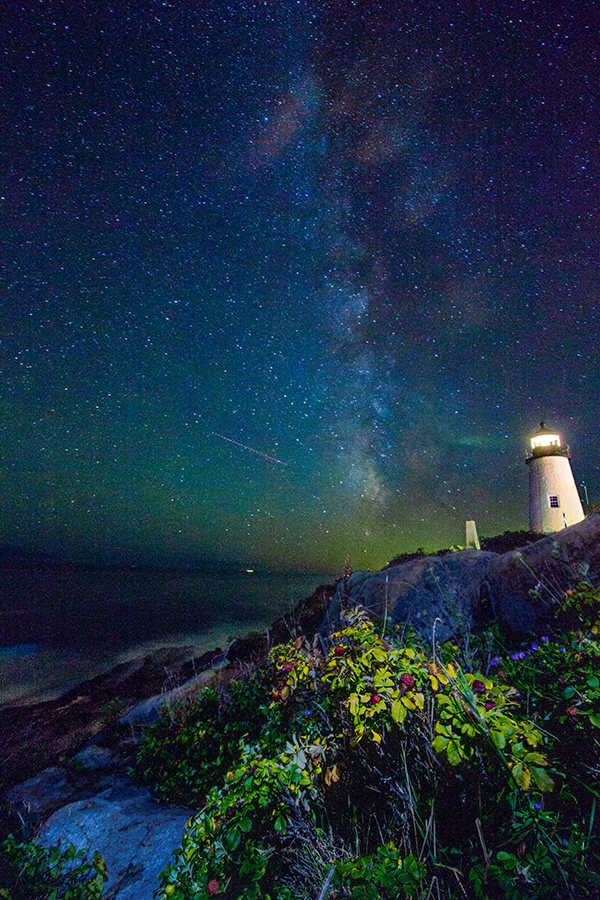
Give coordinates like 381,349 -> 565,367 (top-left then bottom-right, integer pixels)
549,495 -> 560,508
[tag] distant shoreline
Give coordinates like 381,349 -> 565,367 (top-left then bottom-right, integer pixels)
0,546 -> 335,578
0,568 -> 337,709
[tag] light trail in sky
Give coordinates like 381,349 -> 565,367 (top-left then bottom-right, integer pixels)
211,432 -> 287,465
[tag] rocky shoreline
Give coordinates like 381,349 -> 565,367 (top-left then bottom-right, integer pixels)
0,581 -> 337,898
3,510 -> 600,808
0,579 -> 337,805
2,514 -> 599,897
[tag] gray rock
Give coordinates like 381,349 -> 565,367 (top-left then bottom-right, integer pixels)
488,509 -> 600,632
4,767 -> 78,823
119,665 -> 224,728
118,694 -> 166,727
40,779 -> 191,900
72,745 -> 121,771
331,550 -> 497,643
327,511 -> 600,640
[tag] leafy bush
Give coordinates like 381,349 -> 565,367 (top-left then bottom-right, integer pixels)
333,844 -> 425,899
157,741 -> 317,900
132,677 -> 280,807
130,582 -> 600,899
0,834 -> 107,900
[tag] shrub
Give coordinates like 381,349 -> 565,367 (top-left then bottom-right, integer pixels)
129,581 -> 600,898
0,834 -> 107,900
132,677 -> 279,807
148,613 -> 586,898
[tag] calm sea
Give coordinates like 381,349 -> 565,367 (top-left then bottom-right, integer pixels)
0,566 -> 335,707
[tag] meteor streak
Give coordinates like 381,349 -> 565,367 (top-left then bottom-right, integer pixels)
211,432 -> 286,465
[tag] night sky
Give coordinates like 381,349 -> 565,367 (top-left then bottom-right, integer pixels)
2,0 -> 598,573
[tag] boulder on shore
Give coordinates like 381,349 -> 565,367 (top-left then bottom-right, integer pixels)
487,510 -> 600,632
326,510 -> 600,641
40,779 -> 190,900
328,550 -> 497,644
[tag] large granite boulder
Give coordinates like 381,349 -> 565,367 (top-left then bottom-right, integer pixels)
40,779 -> 190,900
327,511 -> 600,641
329,550 -> 498,643
487,509 -> 600,632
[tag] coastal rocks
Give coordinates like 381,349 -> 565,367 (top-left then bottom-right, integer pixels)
72,745 -> 122,771
488,509 -> 600,632
327,511 -> 600,640
40,779 -> 190,900
330,550 -> 497,643
3,761 -> 134,835
0,646 -> 220,798
4,767 -> 81,827
119,664 -> 226,728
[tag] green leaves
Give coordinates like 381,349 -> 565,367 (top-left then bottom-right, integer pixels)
390,698 -> 407,724
0,835 -> 107,900
433,726 -> 467,765
130,678 -> 275,807
157,743 -> 312,899
529,765 -> 555,792
511,762 -> 530,790
239,817 -> 253,833
145,607 -> 600,898
430,666 -> 553,792
333,846 -> 425,899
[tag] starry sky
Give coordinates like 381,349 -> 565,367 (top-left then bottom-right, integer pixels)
2,0 -> 598,573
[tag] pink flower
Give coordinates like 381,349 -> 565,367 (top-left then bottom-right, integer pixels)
283,661 -> 294,673
207,879 -> 220,895
400,673 -> 415,689
484,701 -> 496,711
472,680 -> 486,695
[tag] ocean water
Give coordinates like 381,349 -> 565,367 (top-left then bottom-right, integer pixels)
0,566 -> 335,707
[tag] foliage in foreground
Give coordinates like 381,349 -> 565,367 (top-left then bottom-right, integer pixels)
0,834 -> 107,900
131,582 -> 600,900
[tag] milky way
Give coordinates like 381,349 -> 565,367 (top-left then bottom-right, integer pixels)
2,0 -> 598,571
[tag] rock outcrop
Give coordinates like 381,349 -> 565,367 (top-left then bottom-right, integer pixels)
328,511 -> 600,641
328,550 -> 497,643
487,510 -> 600,632
40,780 -> 190,900
2,515 -> 599,899
0,646 -> 223,798
3,669 -> 220,900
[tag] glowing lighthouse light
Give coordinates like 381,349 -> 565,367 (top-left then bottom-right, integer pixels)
531,430 -> 560,451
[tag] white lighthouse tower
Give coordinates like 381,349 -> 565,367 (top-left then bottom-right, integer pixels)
526,422 -> 585,533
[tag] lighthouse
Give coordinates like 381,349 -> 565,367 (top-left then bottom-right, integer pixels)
526,422 -> 585,533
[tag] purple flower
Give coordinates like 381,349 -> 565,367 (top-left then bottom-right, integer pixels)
490,656 -> 501,667
511,651 -> 527,660
560,647 -> 566,653
531,643 -> 540,652
541,636 -> 549,642
534,802 -> 542,810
